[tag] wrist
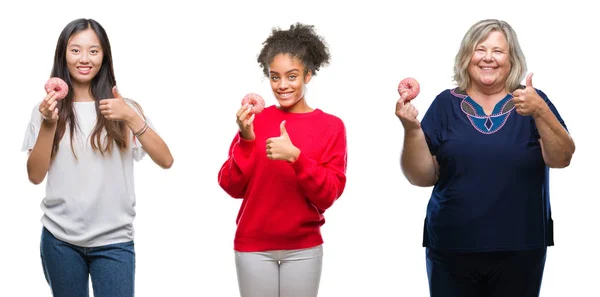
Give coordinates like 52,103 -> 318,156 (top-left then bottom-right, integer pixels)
404,126 -> 422,136
533,104 -> 551,120
125,111 -> 144,132
41,118 -> 58,127
288,147 -> 301,163
240,131 -> 255,141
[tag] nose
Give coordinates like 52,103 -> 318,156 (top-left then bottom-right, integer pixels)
482,50 -> 494,61
278,78 -> 288,90
79,52 -> 91,63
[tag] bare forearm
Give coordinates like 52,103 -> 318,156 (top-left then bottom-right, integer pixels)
401,128 -> 437,187
27,121 -> 57,184
126,115 -> 173,169
534,107 -> 575,168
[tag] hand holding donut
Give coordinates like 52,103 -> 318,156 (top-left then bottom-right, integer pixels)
236,93 -> 265,140
39,91 -> 61,123
39,77 -> 68,123
511,73 -> 547,117
396,78 -> 421,130
266,120 -> 300,162
99,86 -> 136,121
396,98 -> 421,131
236,104 -> 256,141
398,78 -> 420,102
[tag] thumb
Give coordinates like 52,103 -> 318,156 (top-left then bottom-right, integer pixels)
526,73 -> 534,88
112,86 -> 123,99
396,97 -> 405,110
280,120 -> 288,137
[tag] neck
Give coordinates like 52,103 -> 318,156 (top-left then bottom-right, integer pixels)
72,82 -> 95,102
466,84 -> 509,102
280,97 -> 314,113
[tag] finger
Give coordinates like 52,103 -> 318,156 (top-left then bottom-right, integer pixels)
99,104 -> 109,110
48,100 -> 58,111
248,113 -> 255,125
280,120 -> 288,137
112,86 -> 122,99
396,97 -> 405,111
512,89 -> 523,98
46,93 -> 60,107
40,93 -> 55,109
39,100 -> 48,111
526,73 -> 534,88
236,105 -> 248,118
404,103 -> 415,115
43,91 -> 56,102
239,106 -> 252,122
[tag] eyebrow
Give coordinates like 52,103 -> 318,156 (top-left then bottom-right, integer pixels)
68,44 -> 101,49
270,69 -> 300,75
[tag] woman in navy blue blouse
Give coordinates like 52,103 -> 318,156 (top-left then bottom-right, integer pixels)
396,19 -> 575,297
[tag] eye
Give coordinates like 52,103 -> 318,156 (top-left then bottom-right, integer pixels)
288,75 -> 297,80
271,76 -> 280,81
91,49 -> 99,54
71,49 -> 79,53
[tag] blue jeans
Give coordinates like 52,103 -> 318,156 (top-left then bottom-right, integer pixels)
40,227 -> 135,297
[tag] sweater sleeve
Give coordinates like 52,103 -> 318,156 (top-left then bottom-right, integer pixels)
217,132 -> 257,198
289,119 -> 347,210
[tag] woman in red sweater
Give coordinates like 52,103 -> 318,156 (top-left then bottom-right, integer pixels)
218,23 -> 348,297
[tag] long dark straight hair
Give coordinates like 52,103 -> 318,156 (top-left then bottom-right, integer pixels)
50,18 -> 137,159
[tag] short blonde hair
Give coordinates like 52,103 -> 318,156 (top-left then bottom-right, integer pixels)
453,19 -> 527,92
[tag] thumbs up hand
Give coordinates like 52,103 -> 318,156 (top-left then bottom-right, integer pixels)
99,86 -> 135,121
266,120 -> 301,162
512,73 -> 547,117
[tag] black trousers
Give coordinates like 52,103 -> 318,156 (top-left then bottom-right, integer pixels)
426,247 -> 547,297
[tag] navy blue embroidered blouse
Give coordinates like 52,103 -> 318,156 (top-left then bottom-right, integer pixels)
420,88 -> 567,252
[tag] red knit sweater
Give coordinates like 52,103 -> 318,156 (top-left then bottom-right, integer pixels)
218,106 -> 347,252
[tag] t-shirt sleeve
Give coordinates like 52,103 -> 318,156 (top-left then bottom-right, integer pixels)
532,89 -> 568,139
420,93 -> 446,155
22,103 -> 43,153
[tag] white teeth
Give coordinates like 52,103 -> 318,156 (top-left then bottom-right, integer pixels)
279,93 -> 292,98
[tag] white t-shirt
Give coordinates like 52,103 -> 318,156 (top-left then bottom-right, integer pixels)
22,100 -> 153,247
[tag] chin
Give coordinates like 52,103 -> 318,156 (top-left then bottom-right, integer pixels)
276,99 -> 296,108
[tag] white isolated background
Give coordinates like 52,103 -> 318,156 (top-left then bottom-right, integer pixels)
0,0 -> 597,296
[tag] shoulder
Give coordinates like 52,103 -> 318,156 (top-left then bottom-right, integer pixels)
317,109 -> 344,126
313,109 -> 346,136
426,88 -> 463,110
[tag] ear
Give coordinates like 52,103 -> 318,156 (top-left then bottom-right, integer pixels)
304,69 -> 313,84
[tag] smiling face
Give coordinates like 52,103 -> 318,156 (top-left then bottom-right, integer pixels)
65,28 -> 103,87
269,53 -> 313,113
467,30 -> 511,93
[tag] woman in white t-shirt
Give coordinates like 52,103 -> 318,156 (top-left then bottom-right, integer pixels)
22,18 -> 173,297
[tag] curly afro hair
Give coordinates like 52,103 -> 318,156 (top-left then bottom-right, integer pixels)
257,22 -> 330,77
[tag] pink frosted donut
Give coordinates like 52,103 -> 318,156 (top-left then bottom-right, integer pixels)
397,77 -> 420,102
241,93 -> 265,114
44,77 -> 69,100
